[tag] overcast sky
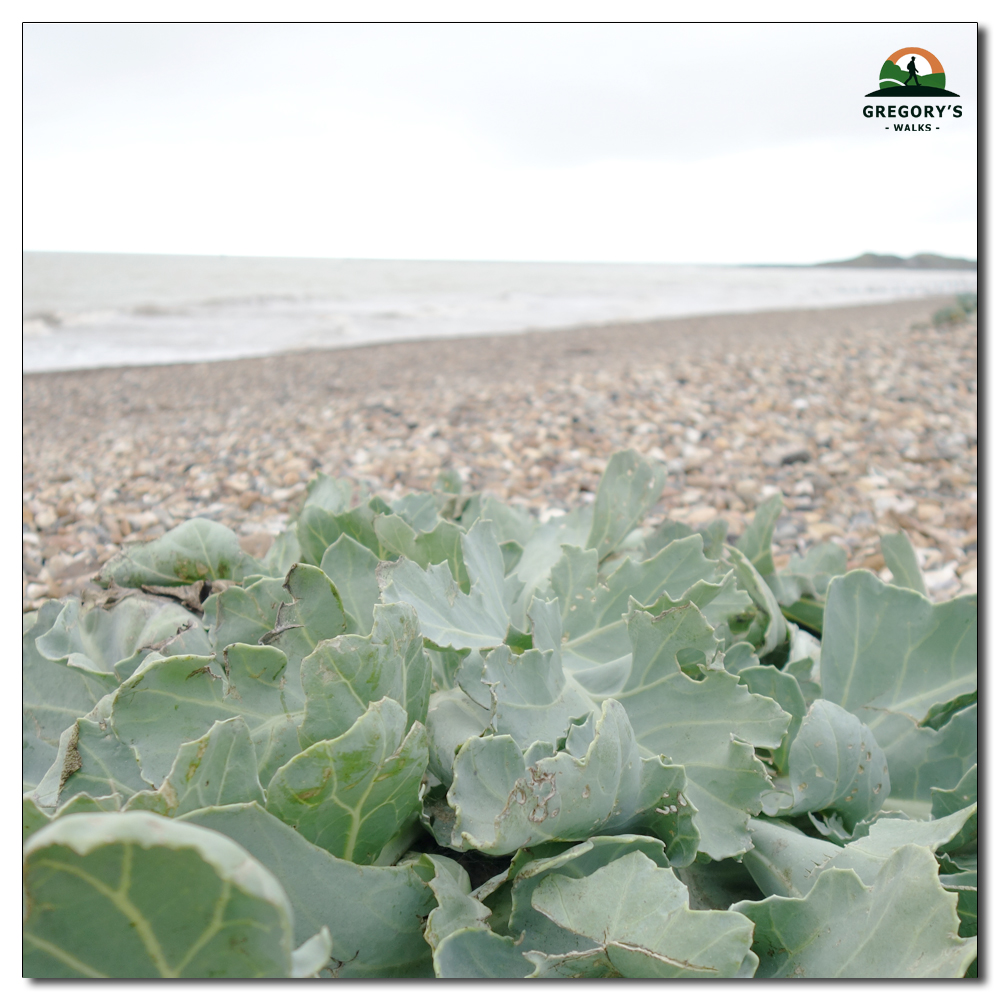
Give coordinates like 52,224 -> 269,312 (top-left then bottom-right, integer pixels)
23,21 -> 978,264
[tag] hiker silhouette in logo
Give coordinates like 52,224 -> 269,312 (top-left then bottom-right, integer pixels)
904,55 -> 920,86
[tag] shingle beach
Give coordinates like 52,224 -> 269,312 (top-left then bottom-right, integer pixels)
22,296 -> 977,611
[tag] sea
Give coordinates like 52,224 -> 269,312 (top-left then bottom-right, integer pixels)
23,252 -> 978,373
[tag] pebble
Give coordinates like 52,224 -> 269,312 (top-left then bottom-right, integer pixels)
22,297 -> 977,610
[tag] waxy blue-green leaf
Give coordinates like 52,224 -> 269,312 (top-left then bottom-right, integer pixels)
98,518 -> 260,587
266,697 -> 428,864
938,852 -> 977,938
646,571 -> 758,648
23,602 -> 119,788
52,792 -> 124,817
880,530 -> 927,595
735,492 -> 783,578
24,794 -> 52,842
389,490 -> 441,532
127,717 -> 265,817
300,471 -> 353,514
771,540 -> 847,633
527,850 -> 756,978
509,508 -> 591,629
554,536 -> 742,692
734,844 -> 977,977
481,642 -> 595,750
36,594 -> 210,683
374,513 -> 471,593
296,497 -> 389,565
418,854 -> 495,963
736,664 -> 807,773
262,562 -> 349,680
378,519 -> 517,650
585,450 -> 666,561
743,804 -> 978,899
184,801 -> 434,976
33,716 -> 150,809
762,699 -> 890,830
724,545 -> 788,657
505,835 -> 671,957
203,575 -> 286,654
827,803 -> 978,883
447,700 -> 684,858
259,527 -> 303,578
23,811 -> 296,978
822,571 -> 976,725
872,704 -> 976,812
111,645 -> 304,786
932,763 -> 977,819
433,927 -> 535,978
616,605 -> 790,860
319,534 -> 381,635
424,687 -> 492,786
299,602 -> 431,746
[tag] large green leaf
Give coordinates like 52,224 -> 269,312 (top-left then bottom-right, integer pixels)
424,687 -> 492,786
300,471 -> 353,514
33,715 -> 150,809
480,642 -> 594,749
262,563 -> 350,679
821,571 -> 976,725
724,546 -> 788,657
299,602 -> 431,746
36,594 -> 210,682
125,716 -> 265,816
433,927 -> 535,978
23,811 -> 298,977
266,697 -> 428,864
743,804 -> 978,898
374,513 -> 471,593
110,645 -> 304,786
734,844 -> 976,977
873,704 -> 977,811
296,498 -> 388,565
202,576 -> 286,653
319,534 -> 381,635
554,536 -> 743,692
378,519 -> 517,650
762,699 -> 890,830
505,835 -> 671,956
734,492 -> 783,578
881,531 -> 928,595
184,801 -> 434,976
821,572 -> 977,807
446,699 -> 688,858
735,663 -> 807,773
932,763 -> 977,819
585,450 -> 666,561
97,518 -> 259,587
616,606 -> 790,860
420,855 -> 493,949
24,794 -> 52,842
526,850 -> 756,978
23,602 -> 119,788
771,541 -> 847,632
509,508 -> 592,629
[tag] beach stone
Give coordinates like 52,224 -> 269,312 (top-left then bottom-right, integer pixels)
22,298 -> 976,609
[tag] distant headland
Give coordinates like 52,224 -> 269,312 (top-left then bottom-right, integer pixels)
816,252 -> 976,271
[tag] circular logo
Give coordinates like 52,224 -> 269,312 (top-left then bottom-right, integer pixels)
867,47 -> 959,96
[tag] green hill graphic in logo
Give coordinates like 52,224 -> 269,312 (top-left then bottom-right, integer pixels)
865,47 -> 959,97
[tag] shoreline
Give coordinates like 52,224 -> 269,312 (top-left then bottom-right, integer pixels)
23,296 -> 977,610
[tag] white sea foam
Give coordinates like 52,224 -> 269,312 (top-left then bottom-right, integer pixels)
23,253 -> 977,373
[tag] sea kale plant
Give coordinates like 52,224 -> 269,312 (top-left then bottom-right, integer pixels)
23,450 -> 977,978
